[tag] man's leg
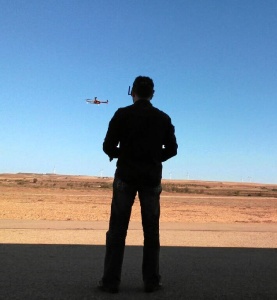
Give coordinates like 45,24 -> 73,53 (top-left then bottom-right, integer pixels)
138,184 -> 162,290
101,178 -> 137,290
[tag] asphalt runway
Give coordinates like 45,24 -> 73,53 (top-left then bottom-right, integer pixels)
0,221 -> 277,299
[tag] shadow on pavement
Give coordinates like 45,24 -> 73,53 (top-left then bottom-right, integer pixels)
0,244 -> 276,299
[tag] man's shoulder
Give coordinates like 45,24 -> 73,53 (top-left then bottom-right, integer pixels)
113,104 -> 133,116
152,105 -> 168,115
151,105 -> 171,121
119,103 -> 134,111
114,102 -> 171,120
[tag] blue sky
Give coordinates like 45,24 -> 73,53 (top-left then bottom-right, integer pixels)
0,0 -> 276,183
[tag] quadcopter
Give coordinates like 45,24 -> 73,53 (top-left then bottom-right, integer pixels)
86,97 -> 109,105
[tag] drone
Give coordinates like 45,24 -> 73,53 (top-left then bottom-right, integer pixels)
86,97 -> 109,105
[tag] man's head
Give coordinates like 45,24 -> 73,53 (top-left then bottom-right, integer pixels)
131,76 -> 155,101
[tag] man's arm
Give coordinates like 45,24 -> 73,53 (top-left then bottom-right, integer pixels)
161,117 -> 178,162
103,110 -> 121,161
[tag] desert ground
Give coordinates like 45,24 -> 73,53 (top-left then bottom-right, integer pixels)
1,173 -> 277,299
1,173 -> 277,248
1,173 -> 277,224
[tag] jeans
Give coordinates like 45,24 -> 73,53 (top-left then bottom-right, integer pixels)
102,177 -> 162,286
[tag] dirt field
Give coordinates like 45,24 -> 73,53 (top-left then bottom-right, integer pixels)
1,173 -> 277,224
1,174 -> 276,299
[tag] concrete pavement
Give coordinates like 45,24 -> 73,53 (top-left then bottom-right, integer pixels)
0,220 -> 277,299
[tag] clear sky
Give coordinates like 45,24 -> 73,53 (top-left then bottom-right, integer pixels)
1,0 -> 276,184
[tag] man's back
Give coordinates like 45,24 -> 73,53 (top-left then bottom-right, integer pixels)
103,99 -> 177,186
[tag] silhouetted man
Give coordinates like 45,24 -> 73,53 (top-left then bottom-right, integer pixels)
98,76 -> 178,293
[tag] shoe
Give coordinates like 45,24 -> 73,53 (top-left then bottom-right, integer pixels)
144,281 -> 162,293
97,280 -> 119,294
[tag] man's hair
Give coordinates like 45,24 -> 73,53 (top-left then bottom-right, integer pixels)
131,76 -> 155,99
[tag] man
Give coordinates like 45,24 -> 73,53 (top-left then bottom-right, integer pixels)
98,76 -> 178,293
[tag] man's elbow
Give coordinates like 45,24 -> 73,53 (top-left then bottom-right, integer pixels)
172,149 -> 177,158
162,148 -> 177,162
103,143 -> 109,156
169,147 -> 178,159
170,143 -> 178,157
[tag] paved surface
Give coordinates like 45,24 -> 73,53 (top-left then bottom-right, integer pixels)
1,220 -> 277,299
1,220 -> 277,248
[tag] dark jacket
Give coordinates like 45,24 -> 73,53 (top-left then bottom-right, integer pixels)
103,99 -> 178,186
